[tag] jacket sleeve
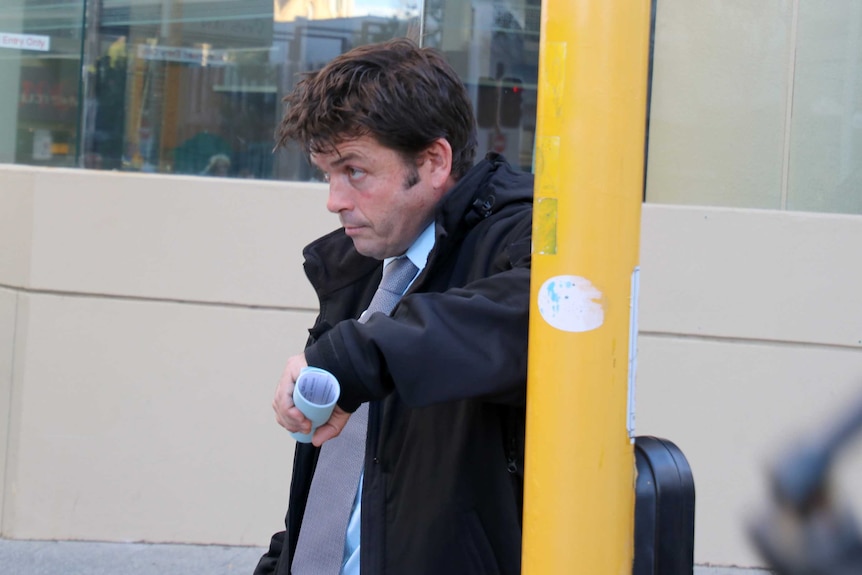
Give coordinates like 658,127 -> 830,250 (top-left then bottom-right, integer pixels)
304,211 -> 532,412
253,531 -> 284,575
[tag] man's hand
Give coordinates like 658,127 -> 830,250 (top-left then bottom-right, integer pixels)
273,353 -> 311,434
272,353 -> 353,447
311,406 -> 351,446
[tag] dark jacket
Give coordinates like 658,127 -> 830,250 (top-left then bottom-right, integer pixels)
255,154 -> 533,575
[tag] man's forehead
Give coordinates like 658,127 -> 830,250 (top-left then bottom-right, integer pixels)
310,149 -> 361,169
309,137 -> 380,167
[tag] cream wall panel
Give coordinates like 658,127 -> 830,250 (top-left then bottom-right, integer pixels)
646,0 -> 790,209
0,170 -> 34,288
22,166 -> 337,308
0,287 -> 18,532
1,290 -> 28,536
636,334 -> 862,567
5,292 -> 313,545
640,204 -> 862,348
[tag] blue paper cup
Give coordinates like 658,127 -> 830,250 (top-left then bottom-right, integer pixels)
289,367 -> 340,443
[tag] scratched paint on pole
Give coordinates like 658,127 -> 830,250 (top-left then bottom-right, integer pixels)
537,275 -> 604,332
541,42 -> 567,121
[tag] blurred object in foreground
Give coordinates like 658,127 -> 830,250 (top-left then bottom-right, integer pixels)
749,388 -> 862,575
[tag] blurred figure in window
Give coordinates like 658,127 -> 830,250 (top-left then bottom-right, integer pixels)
201,154 -> 231,177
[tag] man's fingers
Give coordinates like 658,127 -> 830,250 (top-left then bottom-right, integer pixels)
271,352 -> 311,432
273,400 -> 312,433
311,408 -> 352,447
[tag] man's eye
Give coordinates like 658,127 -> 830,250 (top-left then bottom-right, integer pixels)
347,167 -> 365,180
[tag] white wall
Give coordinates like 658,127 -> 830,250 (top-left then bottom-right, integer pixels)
1,164 -> 861,569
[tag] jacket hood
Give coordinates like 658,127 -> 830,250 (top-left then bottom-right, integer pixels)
437,152 -> 534,231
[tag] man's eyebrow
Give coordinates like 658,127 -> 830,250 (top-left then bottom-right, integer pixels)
329,152 -> 362,167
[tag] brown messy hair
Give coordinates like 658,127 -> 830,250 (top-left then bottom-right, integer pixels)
276,38 -> 478,180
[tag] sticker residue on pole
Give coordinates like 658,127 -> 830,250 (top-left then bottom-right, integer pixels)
535,198 -> 558,255
537,275 -> 604,332
534,136 -> 560,254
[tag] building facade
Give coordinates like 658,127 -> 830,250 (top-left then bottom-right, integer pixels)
1,1 -> 862,571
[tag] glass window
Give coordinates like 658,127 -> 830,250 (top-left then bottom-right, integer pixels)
645,0 -> 862,215
80,0 -> 422,178
644,1 -> 791,210
1,0 -> 542,180
0,0 -> 85,167
4,1 -> 862,216
786,1 -> 862,214
423,0 -> 540,174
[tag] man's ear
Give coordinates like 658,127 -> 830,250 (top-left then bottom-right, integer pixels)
422,138 -> 453,190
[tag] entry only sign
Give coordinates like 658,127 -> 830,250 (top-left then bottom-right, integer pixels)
0,33 -> 51,52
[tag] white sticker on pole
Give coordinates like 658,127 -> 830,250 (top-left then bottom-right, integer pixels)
537,275 -> 604,332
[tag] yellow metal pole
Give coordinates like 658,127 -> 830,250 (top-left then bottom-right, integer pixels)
523,1 -> 652,574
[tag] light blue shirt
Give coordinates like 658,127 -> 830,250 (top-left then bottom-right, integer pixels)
341,222 -> 435,575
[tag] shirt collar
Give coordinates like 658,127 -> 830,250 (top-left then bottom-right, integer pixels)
384,222 -> 435,273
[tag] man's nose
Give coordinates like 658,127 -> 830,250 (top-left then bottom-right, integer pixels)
326,177 -> 352,214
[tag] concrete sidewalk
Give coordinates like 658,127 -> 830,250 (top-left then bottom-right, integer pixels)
0,538 -> 775,574
0,539 -> 267,575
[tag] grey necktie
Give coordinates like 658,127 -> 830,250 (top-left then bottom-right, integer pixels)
292,257 -> 419,575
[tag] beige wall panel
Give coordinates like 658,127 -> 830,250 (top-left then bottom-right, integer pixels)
0,169 -> 34,288
1,290 -> 29,536
640,204 -> 862,348
787,1 -> 862,214
636,334 -> 862,568
0,287 -> 18,532
24,166 -> 336,308
646,0 -> 790,209
5,292 -> 313,545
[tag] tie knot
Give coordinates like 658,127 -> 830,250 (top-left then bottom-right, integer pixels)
358,257 -> 419,324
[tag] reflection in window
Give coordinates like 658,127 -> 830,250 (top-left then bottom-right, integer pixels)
0,0 -> 84,167
79,0 -> 422,180
423,0 -> 540,173
3,0 -> 542,181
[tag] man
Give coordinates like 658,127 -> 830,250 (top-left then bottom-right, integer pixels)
255,38 -> 532,575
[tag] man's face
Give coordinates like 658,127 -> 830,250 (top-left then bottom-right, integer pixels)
311,136 -> 446,260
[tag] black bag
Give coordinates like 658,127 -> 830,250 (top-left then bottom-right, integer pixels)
633,436 -> 696,575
